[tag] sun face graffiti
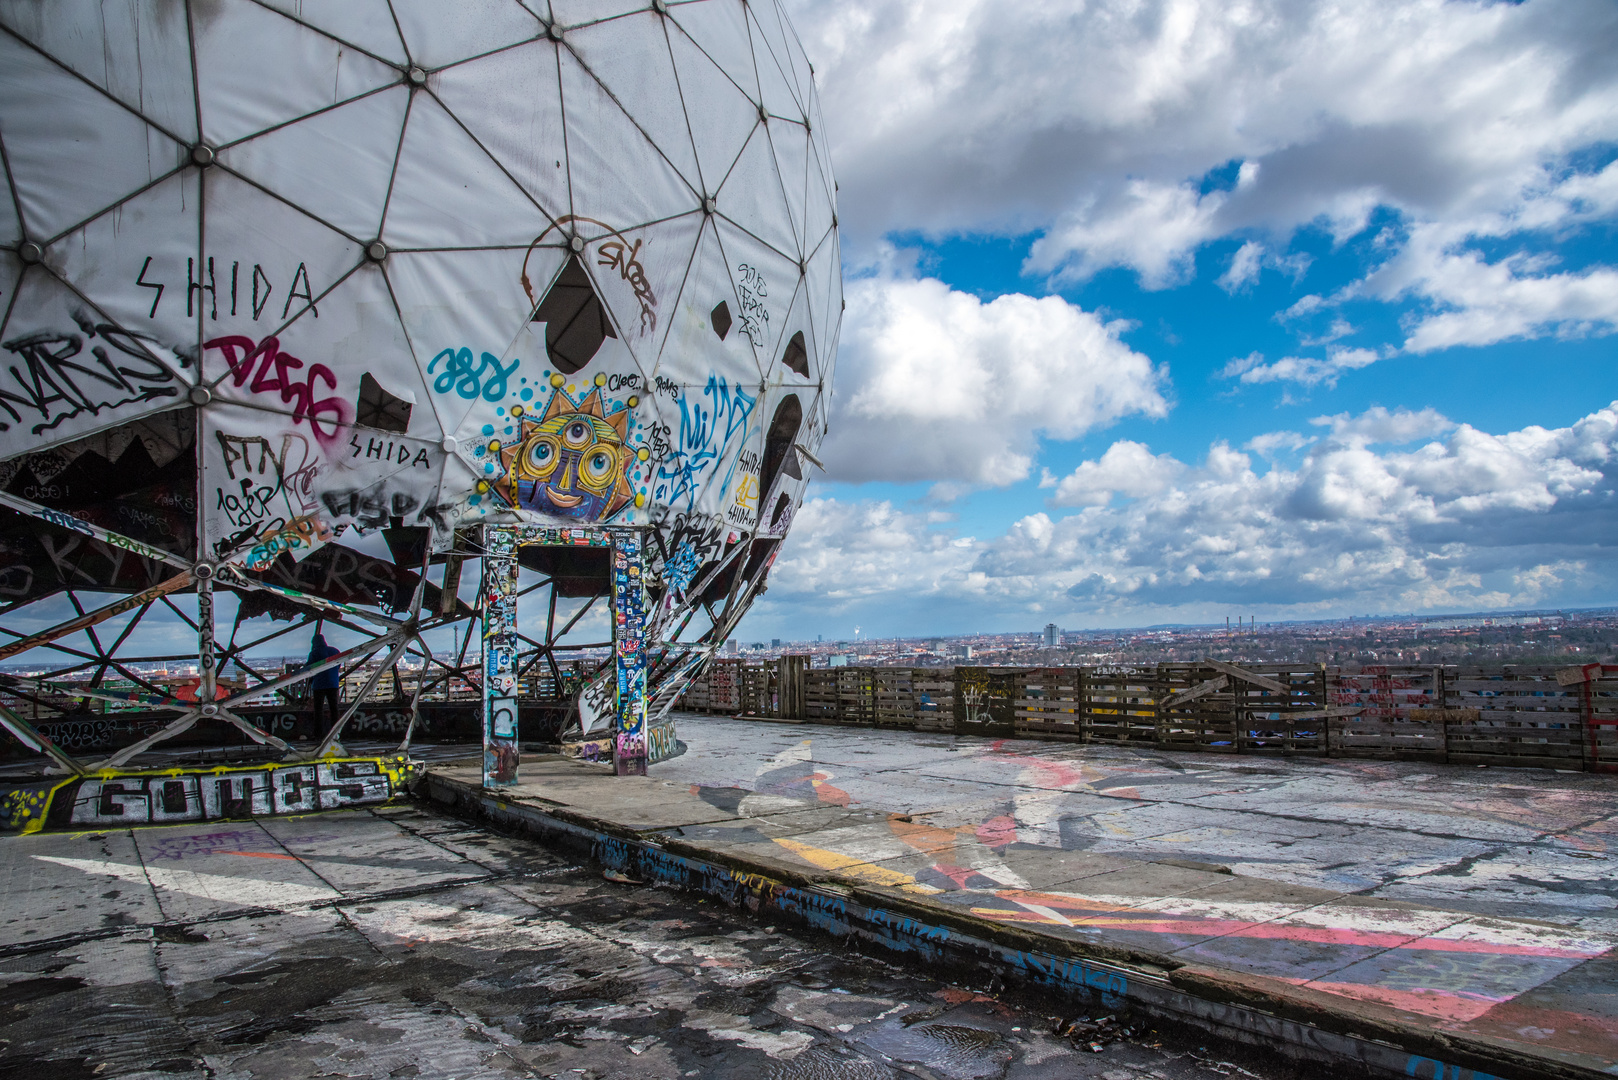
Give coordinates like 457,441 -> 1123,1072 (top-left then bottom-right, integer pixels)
498,386 -> 648,522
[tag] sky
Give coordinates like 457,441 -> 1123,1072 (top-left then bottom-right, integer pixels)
732,0 -> 1618,643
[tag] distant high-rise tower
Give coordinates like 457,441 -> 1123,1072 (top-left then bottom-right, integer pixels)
1043,623 -> 1061,648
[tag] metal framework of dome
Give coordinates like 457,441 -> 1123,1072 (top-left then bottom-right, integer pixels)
0,0 -> 841,793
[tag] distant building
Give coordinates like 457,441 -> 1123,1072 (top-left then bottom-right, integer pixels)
771,638 -> 781,648
726,639 -> 737,654
828,654 -> 848,667
1043,623 -> 1061,648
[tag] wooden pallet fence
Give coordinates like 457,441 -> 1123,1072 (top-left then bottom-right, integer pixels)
1014,667 -> 1086,740
738,661 -> 775,717
1153,662 -> 1325,755
1228,663 -> 1329,755
1580,667 -> 1618,772
799,669 -> 838,721
667,659 -> 1618,772
952,667 -> 1021,736
913,671 -> 956,732
872,668 -> 918,729
702,658 -> 742,714
1079,666 -> 1158,745
1156,662 -> 1239,754
1445,666 -> 1586,769
834,667 -> 877,726
1328,665 -> 1447,760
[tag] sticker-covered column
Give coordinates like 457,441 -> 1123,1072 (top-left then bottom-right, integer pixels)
610,529 -> 648,776
482,525 -> 520,786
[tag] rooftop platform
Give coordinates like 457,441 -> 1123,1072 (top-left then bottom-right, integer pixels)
422,714 -> 1618,1079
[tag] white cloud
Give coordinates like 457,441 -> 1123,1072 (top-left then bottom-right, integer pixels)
1215,239 -> 1312,294
754,402 -> 1618,632
1047,440 -> 1182,507
1361,217 -> 1618,352
1218,240 -> 1264,293
1309,406 -> 1453,445
818,271 -> 1169,486
789,0 -> 1618,347
1221,345 -> 1380,388
1028,177 -> 1237,288
1244,430 -> 1314,456
1277,295 -> 1326,321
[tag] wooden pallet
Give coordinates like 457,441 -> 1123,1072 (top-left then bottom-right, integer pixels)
1445,668 -> 1586,767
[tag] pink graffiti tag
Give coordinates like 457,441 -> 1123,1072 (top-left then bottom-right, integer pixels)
204,335 -> 350,445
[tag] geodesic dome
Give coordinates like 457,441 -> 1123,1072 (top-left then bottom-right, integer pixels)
0,0 -> 838,643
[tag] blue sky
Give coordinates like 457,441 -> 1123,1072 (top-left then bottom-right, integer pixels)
735,0 -> 1618,642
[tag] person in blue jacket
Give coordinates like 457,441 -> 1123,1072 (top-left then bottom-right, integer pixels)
306,631 -> 342,739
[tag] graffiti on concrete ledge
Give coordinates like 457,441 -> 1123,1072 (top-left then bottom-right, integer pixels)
0,756 -> 420,834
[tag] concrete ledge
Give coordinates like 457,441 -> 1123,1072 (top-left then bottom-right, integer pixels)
420,766 -> 1608,1080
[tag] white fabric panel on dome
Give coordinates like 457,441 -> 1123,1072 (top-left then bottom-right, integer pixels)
386,246 -> 553,391
670,0 -> 760,107
717,124 -> 797,261
199,398 -> 449,563
712,216 -> 801,367
193,0 -> 401,148
774,3 -> 820,119
206,262 -> 431,433
746,5 -> 805,123
565,15 -> 702,195
218,86 -> 408,242
382,93 -> 554,251
653,215 -> 762,385
769,121 -> 812,257
805,136 -> 836,254
768,278 -> 815,383
0,179 -> 23,249
0,267 -> 191,461
256,0 -> 411,66
389,243 -> 564,449
0,1 -> 199,143
805,225 -> 841,346
199,176 -> 362,392
44,173 -> 200,363
447,328 -> 657,528
665,23 -> 759,200
390,0 -> 542,71
0,255 -> 18,325
579,212 -> 704,370
548,1 -> 654,27
430,42 -> 570,223
809,93 -> 836,201
559,50 -> 698,235
0,33 -> 186,242
305,421 -> 452,541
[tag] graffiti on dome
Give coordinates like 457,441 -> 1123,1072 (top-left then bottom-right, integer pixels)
0,319 -> 183,436
205,335 -> 351,446
652,376 -> 756,515
498,385 -> 648,522
735,263 -> 769,348
134,254 -> 319,323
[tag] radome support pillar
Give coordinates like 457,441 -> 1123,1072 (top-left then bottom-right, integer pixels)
482,526 -> 520,786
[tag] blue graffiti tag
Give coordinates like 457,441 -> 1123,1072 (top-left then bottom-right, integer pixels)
428,347 -> 519,402
1406,1057 -> 1504,1080
654,376 -> 756,512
